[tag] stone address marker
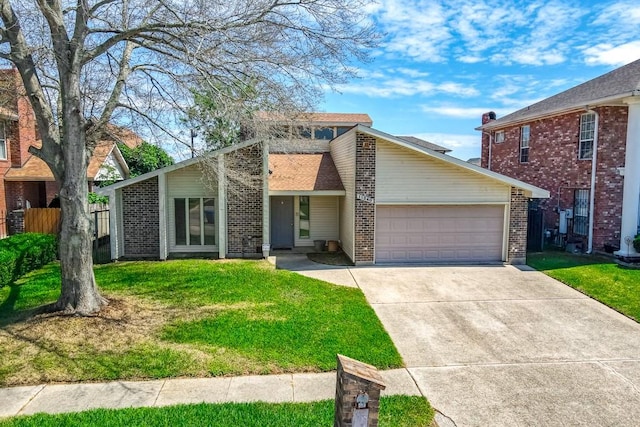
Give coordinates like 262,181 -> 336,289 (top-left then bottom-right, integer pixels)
334,354 -> 386,427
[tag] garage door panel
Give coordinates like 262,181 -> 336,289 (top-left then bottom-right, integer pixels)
376,205 -> 504,263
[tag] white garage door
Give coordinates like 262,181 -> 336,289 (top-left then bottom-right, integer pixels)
376,205 -> 505,263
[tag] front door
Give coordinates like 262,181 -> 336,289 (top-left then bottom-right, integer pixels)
270,196 -> 294,249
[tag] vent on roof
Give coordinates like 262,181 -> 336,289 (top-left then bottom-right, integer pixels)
488,111 -> 497,120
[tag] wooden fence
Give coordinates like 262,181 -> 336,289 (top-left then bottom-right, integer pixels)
17,204 -> 109,236
24,208 -> 61,234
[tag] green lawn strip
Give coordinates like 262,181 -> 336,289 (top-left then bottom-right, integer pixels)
0,260 -> 403,385
0,396 -> 433,427
527,252 -> 640,321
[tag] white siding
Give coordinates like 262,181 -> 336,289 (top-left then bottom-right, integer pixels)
376,140 -> 510,204
330,132 -> 356,260
166,165 -> 217,252
294,196 -> 339,246
95,151 -> 126,181
167,165 -> 216,197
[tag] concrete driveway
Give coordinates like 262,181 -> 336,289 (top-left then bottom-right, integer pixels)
281,257 -> 640,426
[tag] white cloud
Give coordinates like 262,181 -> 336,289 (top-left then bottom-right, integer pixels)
583,41 -> 640,66
420,105 -> 494,119
411,132 -> 480,150
334,70 -> 479,99
369,0 -> 595,67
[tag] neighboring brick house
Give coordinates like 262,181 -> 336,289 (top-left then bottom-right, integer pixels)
477,59 -> 640,258
0,68 -> 139,215
100,113 -> 547,264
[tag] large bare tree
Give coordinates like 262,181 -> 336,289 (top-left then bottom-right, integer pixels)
0,0 -> 377,315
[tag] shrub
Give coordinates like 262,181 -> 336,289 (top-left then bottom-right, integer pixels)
0,233 -> 58,287
634,235 -> 640,253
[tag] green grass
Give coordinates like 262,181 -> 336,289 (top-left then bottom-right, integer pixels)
528,252 -> 640,321
0,260 -> 403,385
0,396 -> 433,427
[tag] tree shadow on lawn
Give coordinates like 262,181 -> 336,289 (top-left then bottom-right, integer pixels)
0,284 -> 57,328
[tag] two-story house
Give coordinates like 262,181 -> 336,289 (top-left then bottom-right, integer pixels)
477,58 -> 640,258
99,112 -> 548,265
0,68 -> 139,216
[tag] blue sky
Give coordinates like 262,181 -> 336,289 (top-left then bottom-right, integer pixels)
321,0 -> 640,161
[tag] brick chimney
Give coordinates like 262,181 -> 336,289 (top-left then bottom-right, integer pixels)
481,111 -> 497,125
8,67 -> 37,168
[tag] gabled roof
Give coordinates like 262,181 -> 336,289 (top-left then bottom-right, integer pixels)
269,153 -> 344,192
97,139 -> 261,193
479,58 -> 640,129
4,141 -> 129,182
339,125 -> 550,198
397,136 -> 451,153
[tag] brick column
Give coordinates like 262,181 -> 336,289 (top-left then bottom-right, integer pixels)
334,354 -> 386,427
354,132 -> 376,264
122,177 -> 160,258
226,144 -> 264,257
508,187 -> 528,264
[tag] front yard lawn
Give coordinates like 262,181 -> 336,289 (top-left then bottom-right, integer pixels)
0,396 -> 433,427
0,260 -> 402,386
527,252 -> 640,321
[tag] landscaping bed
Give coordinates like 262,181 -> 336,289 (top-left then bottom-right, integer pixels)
0,259 -> 402,386
527,252 -> 640,322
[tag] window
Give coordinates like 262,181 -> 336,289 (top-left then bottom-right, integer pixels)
299,196 -> 310,238
174,198 -> 215,245
519,125 -> 530,163
294,126 -> 312,139
314,127 -> 334,140
495,130 -> 505,144
0,123 -> 6,160
573,189 -> 589,236
579,113 -> 595,160
336,126 -> 351,136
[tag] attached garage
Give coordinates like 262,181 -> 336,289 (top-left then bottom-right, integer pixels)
375,205 -> 505,263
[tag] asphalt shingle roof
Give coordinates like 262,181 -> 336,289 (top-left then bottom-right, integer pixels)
396,136 -> 451,153
483,58 -> 640,128
268,153 -> 344,191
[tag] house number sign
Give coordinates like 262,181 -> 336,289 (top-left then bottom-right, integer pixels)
356,193 -> 374,204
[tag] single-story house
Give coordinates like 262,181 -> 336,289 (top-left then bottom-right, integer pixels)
99,125 -> 549,265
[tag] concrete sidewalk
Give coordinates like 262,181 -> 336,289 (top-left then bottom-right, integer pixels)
0,369 -> 421,418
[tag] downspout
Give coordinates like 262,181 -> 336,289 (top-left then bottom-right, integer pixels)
587,108 -> 599,253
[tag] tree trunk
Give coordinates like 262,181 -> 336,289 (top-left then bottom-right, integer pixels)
54,108 -> 108,315
56,181 -> 108,315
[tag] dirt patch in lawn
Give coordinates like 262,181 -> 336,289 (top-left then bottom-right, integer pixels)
0,296 -> 270,386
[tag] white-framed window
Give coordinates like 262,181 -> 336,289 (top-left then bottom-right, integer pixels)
174,197 -> 215,246
495,130 -> 505,144
0,123 -> 6,160
299,196 -> 310,238
579,113 -> 595,160
573,189 -> 589,236
519,125 -> 530,163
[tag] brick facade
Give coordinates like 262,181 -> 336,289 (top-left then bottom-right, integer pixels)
354,132 -> 376,264
122,177 -> 160,257
226,144 -> 264,256
482,106 -> 627,251
509,187 -> 528,264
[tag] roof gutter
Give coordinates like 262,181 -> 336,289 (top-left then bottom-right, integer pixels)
476,92 -> 636,131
